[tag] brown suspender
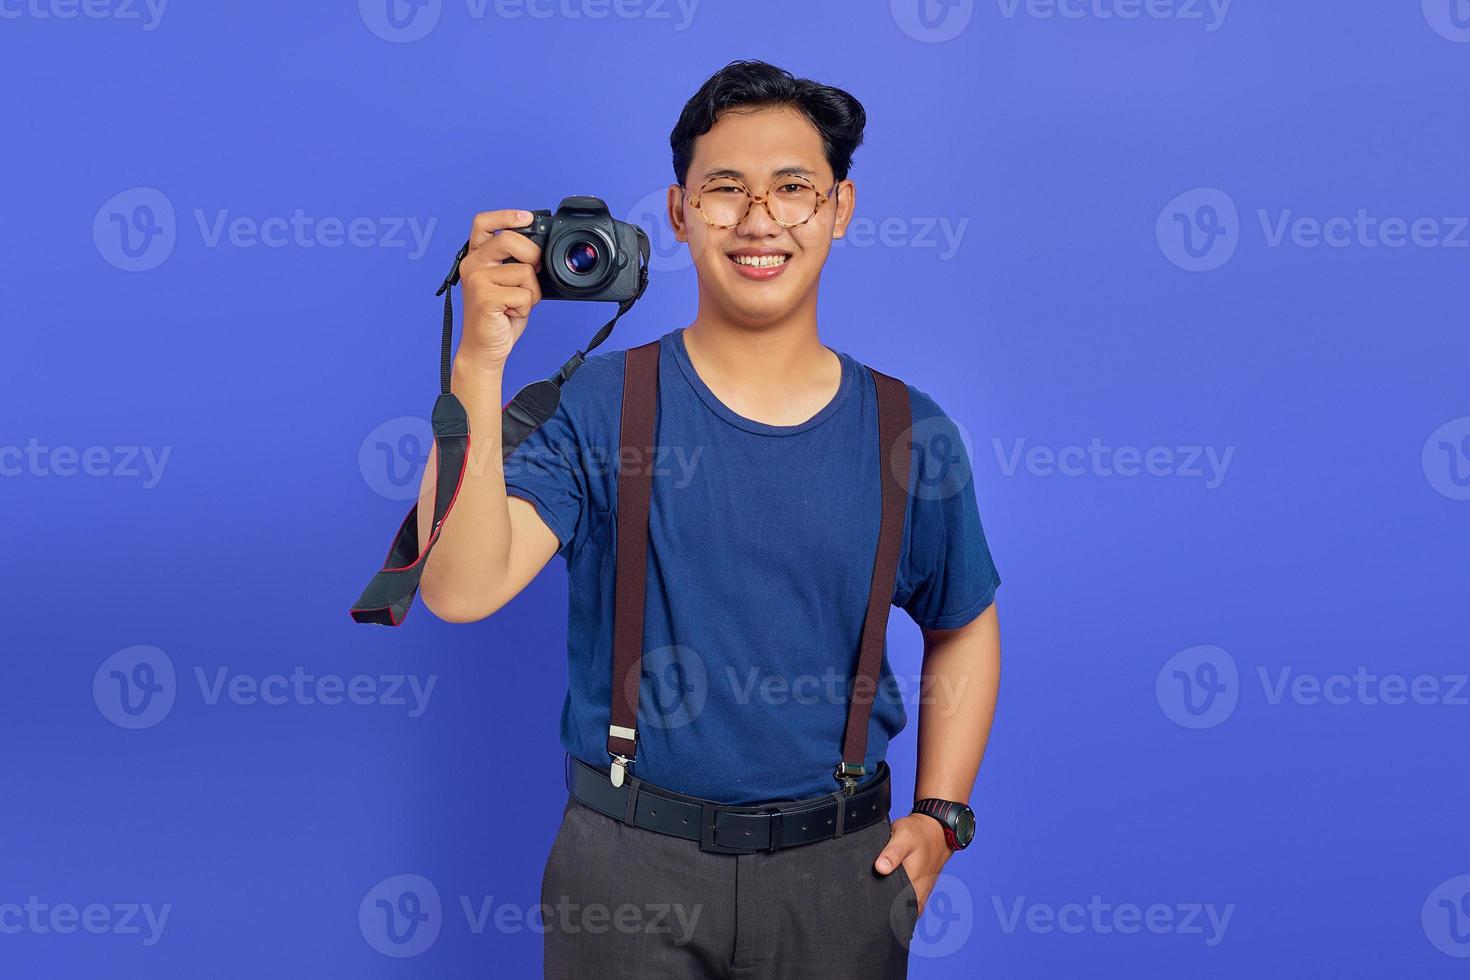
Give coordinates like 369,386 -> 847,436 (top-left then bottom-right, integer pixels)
606,339 -> 913,796
840,355 -> 914,790
607,340 -> 660,787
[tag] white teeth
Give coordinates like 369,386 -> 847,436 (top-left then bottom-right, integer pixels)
731,253 -> 789,268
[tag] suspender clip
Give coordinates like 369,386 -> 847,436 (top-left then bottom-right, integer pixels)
834,761 -> 866,797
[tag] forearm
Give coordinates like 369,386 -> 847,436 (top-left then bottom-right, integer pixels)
417,354 -> 514,619
913,602 -> 1001,803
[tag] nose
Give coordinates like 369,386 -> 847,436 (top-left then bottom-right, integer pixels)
735,194 -> 785,238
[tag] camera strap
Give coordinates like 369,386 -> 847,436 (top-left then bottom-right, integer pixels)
349,227 -> 651,626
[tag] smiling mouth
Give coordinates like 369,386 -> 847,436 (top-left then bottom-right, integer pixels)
728,253 -> 790,268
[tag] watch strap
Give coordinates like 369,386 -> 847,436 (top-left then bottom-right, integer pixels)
913,797 -> 972,850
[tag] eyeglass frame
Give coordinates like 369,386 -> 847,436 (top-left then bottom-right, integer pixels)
681,173 -> 841,230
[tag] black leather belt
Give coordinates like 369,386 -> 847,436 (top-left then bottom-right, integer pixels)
565,752 -> 891,854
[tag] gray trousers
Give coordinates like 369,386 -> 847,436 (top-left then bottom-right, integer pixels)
541,793 -> 919,979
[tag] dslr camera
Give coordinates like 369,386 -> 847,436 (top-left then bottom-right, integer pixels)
505,196 -> 645,303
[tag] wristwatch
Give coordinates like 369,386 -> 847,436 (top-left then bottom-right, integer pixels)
912,798 -> 976,851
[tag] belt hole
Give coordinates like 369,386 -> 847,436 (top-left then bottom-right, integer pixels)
650,809 -> 657,816
681,818 -> 688,825
801,824 -> 808,831
827,818 -> 833,825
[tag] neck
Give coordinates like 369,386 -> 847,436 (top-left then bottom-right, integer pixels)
680,292 -> 844,428
684,291 -> 829,387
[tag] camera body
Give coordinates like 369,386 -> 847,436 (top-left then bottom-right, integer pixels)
507,196 -> 644,303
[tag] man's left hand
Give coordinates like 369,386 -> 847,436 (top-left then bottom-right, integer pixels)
874,813 -> 952,916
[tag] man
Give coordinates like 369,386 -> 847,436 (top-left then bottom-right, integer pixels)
415,60 -> 1001,979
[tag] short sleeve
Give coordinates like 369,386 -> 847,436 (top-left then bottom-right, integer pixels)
893,391 -> 1001,631
503,391 -> 586,560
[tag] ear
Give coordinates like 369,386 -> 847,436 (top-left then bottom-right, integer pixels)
832,179 -> 856,240
668,183 -> 689,243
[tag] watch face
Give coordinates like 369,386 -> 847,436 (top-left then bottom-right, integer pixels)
955,807 -> 977,848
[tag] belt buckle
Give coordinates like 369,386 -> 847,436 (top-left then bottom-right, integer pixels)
699,801 -> 761,855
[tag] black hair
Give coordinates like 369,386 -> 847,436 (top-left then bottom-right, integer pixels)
669,60 -> 867,187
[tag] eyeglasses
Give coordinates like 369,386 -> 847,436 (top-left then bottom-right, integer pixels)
685,174 -> 838,229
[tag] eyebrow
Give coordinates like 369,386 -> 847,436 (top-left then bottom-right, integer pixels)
699,165 -> 819,181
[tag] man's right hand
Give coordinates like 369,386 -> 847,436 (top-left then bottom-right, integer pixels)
456,209 -> 545,368
416,208 -> 563,623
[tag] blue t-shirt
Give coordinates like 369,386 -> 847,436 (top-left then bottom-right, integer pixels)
503,326 -> 1000,804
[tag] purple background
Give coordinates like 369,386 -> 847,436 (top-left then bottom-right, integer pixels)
4,0 -> 1468,976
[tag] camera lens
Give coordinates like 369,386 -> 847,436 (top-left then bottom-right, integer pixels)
546,220 -> 616,294
564,241 -> 599,275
